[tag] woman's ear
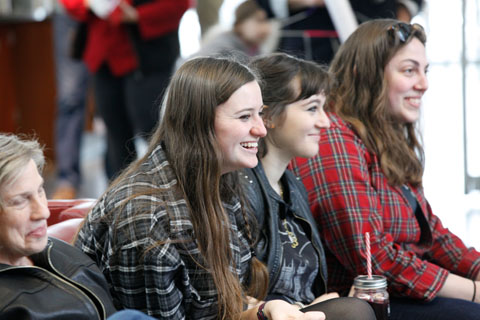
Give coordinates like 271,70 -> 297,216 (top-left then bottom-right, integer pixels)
263,118 -> 275,129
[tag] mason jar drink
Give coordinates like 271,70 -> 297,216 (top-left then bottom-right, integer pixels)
353,275 -> 390,320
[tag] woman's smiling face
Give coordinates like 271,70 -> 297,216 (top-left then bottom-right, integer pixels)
385,37 -> 429,124
214,80 -> 267,174
269,92 -> 330,160
0,159 -> 50,266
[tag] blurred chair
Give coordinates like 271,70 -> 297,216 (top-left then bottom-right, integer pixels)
47,199 -> 95,243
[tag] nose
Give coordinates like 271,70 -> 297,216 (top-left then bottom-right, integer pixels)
315,110 -> 331,129
251,115 -> 267,137
415,72 -> 428,92
31,195 -> 50,221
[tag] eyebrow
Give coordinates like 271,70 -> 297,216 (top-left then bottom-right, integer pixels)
301,97 -> 322,106
8,180 -> 44,199
400,59 -> 429,68
234,105 -> 264,114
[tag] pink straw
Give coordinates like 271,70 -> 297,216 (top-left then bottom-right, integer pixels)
366,232 -> 372,279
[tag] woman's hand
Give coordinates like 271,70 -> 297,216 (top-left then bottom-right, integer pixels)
439,273 -> 480,303
474,281 -> 480,304
396,4 -> 412,22
347,285 -> 355,297
308,292 -> 340,306
264,300 -> 326,320
288,0 -> 325,11
246,296 -> 263,309
119,1 -> 138,23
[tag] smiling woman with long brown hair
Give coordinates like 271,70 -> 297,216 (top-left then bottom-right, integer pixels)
75,56 -> 326,320
291,19 -> 480,320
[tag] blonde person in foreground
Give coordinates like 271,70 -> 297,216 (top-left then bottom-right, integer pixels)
75,56 -> 326,320
0,133 -> 157,320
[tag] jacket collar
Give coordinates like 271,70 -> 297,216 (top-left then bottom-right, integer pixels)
0,239 -> 52,271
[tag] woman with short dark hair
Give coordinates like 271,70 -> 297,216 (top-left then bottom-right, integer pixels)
244,53 -> 375,320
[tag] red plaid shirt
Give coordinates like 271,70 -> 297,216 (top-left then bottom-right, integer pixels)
290,112 -> 480,301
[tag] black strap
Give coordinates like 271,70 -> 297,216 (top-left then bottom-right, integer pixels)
401,185 -> 432,246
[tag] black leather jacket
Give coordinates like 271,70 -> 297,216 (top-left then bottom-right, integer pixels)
242,164 -> 328,300
0,237 -> 116,320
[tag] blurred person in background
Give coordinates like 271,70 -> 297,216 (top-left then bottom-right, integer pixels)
255,0 -> 423,64
189,0 -> 272,60
61,0 -> 188,180
50,2 -> 90,199
196,0 -> 224,36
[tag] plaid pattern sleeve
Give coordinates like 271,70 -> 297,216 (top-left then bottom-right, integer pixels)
289,112 -> 480,301
75,146 -> 252,319
420,200 -> 480,280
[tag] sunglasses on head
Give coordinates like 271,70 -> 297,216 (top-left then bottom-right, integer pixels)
388,22 -> 424,43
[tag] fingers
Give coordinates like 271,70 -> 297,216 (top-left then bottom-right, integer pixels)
265,300 -> 326,320
348,285 -> 355,297
310,292 -> 340,305
324,292 -> 339,299
246,296 -> 262,309
302,311 -> 326,320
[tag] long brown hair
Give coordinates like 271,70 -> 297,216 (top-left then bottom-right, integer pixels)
329,19 -> 427,186
108,57 -> 268,319
249,53 -> 331,158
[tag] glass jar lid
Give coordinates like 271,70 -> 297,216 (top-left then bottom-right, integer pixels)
353,275 -> 387,289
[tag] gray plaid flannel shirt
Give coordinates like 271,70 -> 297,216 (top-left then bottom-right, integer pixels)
75,145 -> 252,319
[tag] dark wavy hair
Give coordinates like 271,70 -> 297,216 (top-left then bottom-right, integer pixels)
329,19 -> 427,186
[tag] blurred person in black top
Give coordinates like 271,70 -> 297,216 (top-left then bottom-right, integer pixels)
255,0 -> 423,64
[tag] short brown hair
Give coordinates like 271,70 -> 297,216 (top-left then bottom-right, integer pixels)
234,0 -> 262,27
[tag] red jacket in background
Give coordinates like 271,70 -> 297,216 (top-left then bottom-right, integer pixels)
60,0 -> 189,76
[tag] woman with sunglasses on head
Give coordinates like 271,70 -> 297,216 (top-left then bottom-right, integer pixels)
243,53 -> 375,320
76,56 -> 326,320
290,19 -> 480,319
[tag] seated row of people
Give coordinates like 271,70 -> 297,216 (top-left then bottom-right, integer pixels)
74,53 -> 347,320
0,54 -> 340,320
1,18 -> 480,320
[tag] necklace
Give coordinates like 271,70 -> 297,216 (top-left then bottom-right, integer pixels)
283,218 -> 299,248
278,182 -> 284,199
278,182 -> 298,248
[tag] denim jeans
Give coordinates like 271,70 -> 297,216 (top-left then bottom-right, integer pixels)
107,310 -> 156,320
390,296 -> 480,320
53,12 -> 89,188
